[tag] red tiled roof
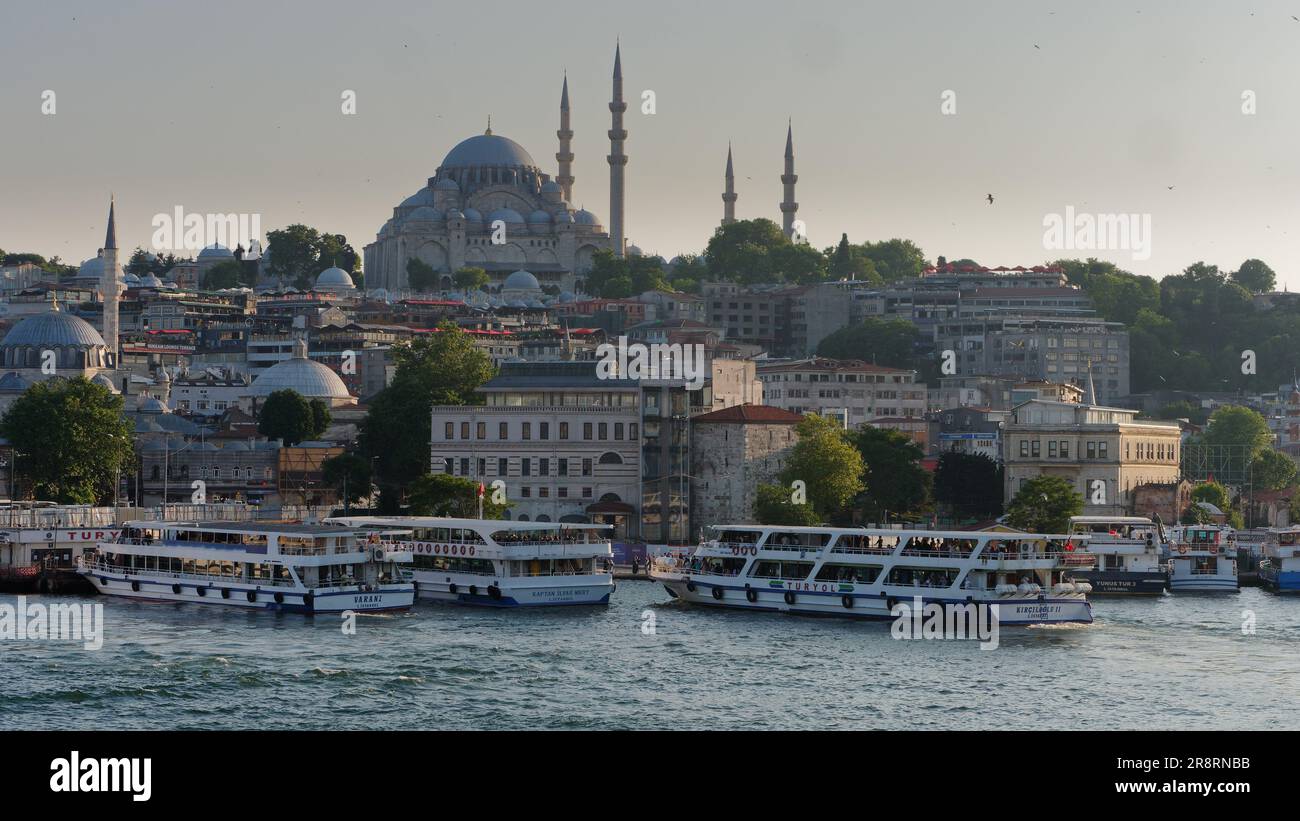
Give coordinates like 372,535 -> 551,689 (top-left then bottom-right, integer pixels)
692,404 -> 805,424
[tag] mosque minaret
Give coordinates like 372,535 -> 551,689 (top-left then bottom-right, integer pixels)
101,196 -> 121,361
556,73 -> 575,204
607,41 -> 628,258
780,121 -> 799,241
722,143 -> 737,226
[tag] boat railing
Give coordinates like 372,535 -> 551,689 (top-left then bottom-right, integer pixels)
900,548 -> 976,559
755,543 -> 826,554
513,569 -> 613,578
80,558 -> 299,588
829,544 -> 897,556
110,537 -> 269,554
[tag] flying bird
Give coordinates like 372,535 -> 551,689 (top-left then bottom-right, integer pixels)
1167,185 -> 1175,190
986,194 -> 994,204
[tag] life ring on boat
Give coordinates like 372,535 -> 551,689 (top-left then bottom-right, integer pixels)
783,591 -> 796,606
1178,544 -> 1187,555
469,585 -> 478,596
274,592 -> 284,604
196,587 -> 207,597
246,591 -> 257,603
745,588 -> 758,603
448,583 -> 458,595
171,584 -> 181,595
488,585 -> 502,601
842,594 -> 853,609
221,588 -> 231,599
685,581 -> 697,593
131,580 -> 140,593
711,585 -> 724,600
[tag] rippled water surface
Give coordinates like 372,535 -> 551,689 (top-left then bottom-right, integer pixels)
1,584 -> 1294,730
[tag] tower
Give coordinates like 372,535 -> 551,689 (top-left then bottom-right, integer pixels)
607,41 -> 627,257
556,73 -> 575,203
780,121 -> 799,241
722,143 -> 737,226
101,197 -> 120,366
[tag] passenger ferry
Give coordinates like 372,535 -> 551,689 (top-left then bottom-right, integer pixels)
1166,525 -> 1238,592
651,525 -> 1095,624
77,521 -> 416,612
1259,526 -> 1300,593
1065,516 -> 1168,594
327,517 -> 615,607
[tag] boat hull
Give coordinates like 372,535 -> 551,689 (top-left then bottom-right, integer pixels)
659,577 -> 1092,624
412,572 -> 614,607
81,569 -> 415,612
1167,577 -> 1239,592
1069,568 -> 1167,595
1258,567 -> 1300,592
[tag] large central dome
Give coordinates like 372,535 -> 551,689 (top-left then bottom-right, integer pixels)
439,133 -> 538,171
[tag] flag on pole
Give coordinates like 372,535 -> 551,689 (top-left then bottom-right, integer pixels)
477,482 -> 485,499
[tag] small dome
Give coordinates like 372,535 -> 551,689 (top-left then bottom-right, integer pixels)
124,272 -> 142,285
555,210 -> 575,225
407,206 -> 444,222
198,243 -> 234,261
401,189 -> 436,207
80,256 -> 106,277
463,208 -> 483,223
0,372 -> 33,392
541,180 -> 563,193
528,209 -> 552,224
1,306 -> 107,349
487,208 -> 525,225
434,178 -> 460,191
141,274 -> 163,287
316,267 -> 354,288
573,209 -> 600,226
627,244 -> 644,257
248,338 -> 352,402
137,397 -> 168,414
503,270 -> 540,291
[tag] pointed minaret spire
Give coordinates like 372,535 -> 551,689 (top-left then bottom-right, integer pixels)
780,120 -> 799,241
105,195 -> 118,250
722,143 -> 737,226
607,40 -> 628,257
485,115 -> 493,135
100,196 -> 121,365
556,72 -> 575,203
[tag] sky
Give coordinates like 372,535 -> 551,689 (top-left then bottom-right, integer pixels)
2,0 -> 1299,284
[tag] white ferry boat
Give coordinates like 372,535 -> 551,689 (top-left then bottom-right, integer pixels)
1065,516 -> 1168,594
1166,525 -> 1238,592
327,517 -> 615,607
77,521 -> 416,612
1259,526 -> 1300,593
651,525 -> 1095,624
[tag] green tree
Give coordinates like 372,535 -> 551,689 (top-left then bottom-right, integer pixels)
406,258 -> 437,292
753,483 -> 821,525
265,224 -> 322,289
358,322 -> 495,507
778,415 -> 865,520
257,389 -> 317,446
1053,258 -> 1160,326
0,378 -> 135,503
849,426 -> 930,521
1190,481 -> 1231,512
1201,406 -> 1274,480
452,266 -> 490,291
308,399 -> 331,439
1231,258 -> 1276,294
857,238 -> 927,283
816,317 -> 924,369
406,473 -> 507,518
202,259 -> 247,290
316,233 -> 359,275
1005,475 -> 1083,533
321,453 -> 372,507
933,452 -> 1004,520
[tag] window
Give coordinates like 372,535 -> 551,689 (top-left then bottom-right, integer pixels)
522,459 -> 531,477
599,423 -> 608,440
540,422 -> 550,440
445,422 -> 454,440
630,423 -> 639,439
460,458 -> 469,475
498,458 -> 508,476
476,422 -> 486,440
615,423 -> 624,440
582,459 -> 592,477
560,422 -> 569,440
460,422 -> 469,440
1020,440 -> 1029,458
477,458 -> 485,477
583,487 -> 592,498
540,459 -> 549,477
1049,441 -> 1058,458
1087,441 -> 1096,459
558,458 -> 568,476
1031,440 -> 1040,458
559,487 -> 568,498
584,423 -> 593,440
499,422 -> 508,439
522,422 -> 531,440
1060,441 -> 1069,459
1099,442 -> 1108,459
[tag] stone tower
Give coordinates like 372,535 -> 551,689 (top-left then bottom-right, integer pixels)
556,73 -> 575,203
780,122 -> 799,241
722,143 -> 737,226
101,197 -> 120,365
607,41 -> 627,257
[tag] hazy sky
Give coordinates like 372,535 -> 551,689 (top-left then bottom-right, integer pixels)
3,1 -> 1299,284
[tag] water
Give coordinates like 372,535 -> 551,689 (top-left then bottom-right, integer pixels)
1,583 -> 1294,730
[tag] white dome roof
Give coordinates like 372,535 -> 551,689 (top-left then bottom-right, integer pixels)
249,339 -> 352,401
198,243 -> 234,261
1,305 -> 106,349
573,209 -> 600,226
315,267 -> 354,288
401,189 -> 436,207
503,270 -> 540,291
488,208 -> 525,225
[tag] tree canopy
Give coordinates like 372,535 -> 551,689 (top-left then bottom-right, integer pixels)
257,389 -> 329,446
407,473 -> 508,518
849,426 -> 930,521
1005,475 -> 1082,533
777,415 -> 865,521
933,452 -> 1004,520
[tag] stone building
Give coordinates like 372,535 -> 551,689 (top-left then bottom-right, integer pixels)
689,405 -> 803,534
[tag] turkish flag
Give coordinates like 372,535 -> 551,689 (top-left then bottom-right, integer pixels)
477,482 -> 485,498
